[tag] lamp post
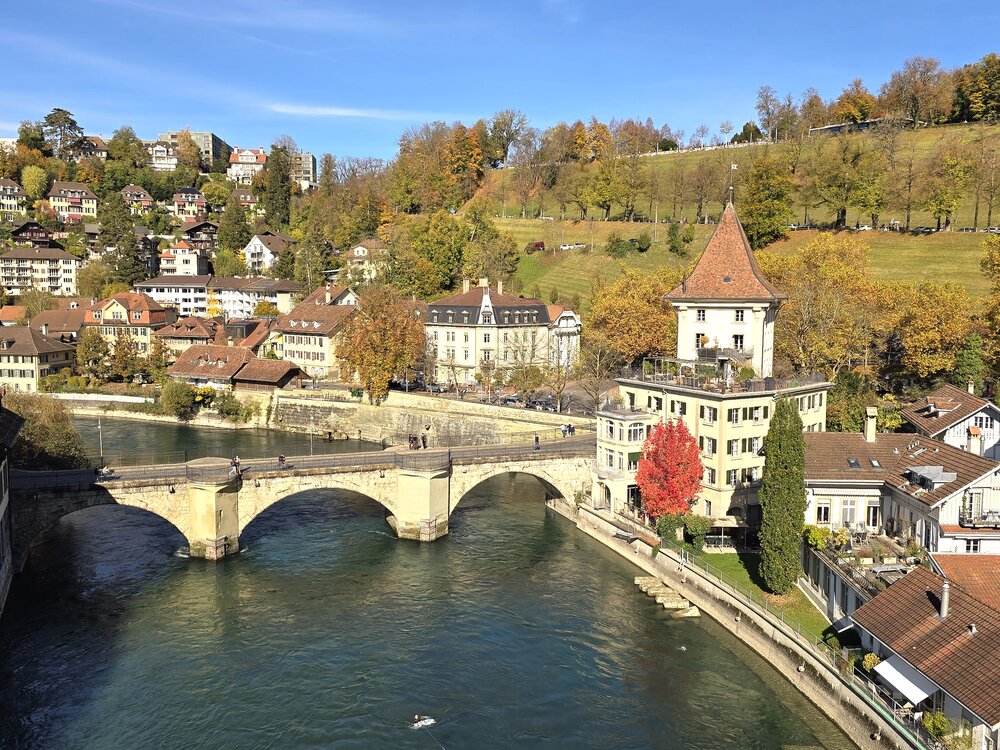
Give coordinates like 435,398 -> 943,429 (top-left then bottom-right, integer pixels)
97,417 -> 104,463
310,414 -> 314,456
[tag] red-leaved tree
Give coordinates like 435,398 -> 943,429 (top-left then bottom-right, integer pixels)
635,419 -> 702,519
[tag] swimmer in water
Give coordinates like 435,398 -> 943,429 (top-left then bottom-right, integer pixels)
411,714 -> 436,729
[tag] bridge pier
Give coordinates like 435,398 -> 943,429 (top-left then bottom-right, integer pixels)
387,466 -> 451,542
187,460 -> 241,560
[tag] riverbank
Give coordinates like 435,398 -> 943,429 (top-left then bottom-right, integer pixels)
545,499 -> 921,750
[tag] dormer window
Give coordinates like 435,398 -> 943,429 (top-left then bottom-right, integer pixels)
483,313 -> 492,324
93,310 -> 101,319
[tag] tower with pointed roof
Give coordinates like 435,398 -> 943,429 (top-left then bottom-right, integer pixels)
666,203 -> 785,377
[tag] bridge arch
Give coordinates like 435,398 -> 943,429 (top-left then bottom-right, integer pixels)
234,469 -> 401,537
10,482 -> 192,567
449,457 -> 593,513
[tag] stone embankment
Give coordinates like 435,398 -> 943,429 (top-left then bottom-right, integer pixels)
634,576 -> 700,618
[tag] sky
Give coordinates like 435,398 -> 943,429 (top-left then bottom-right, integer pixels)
4,0 -> 1000,161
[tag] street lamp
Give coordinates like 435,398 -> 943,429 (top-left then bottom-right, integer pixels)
97,417 -> 104,463
310,414 -> 315,456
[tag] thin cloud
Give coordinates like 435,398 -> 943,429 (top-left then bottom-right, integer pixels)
268,103 -> 440,121
0,121 -> 19,133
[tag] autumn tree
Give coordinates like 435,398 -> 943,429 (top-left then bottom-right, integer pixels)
213,248 -> 247,277
107,125 -> 148,168
77,260 -> 113,300
217,190 -> 252,252
635,419 -> 702,520
894,282 -> 973,382
741,156 -> 794,249
175,129 -> 202,171
253,300 -> 280,317
758,398 -> 806,594
338,285 -> 424,403
265,141 -> 293,226
111,330 -> 140,381
923,144 -> 972,231
21,164 -> 49,202
4,392 -> 90,470
880,56 -> 954,125
76,327 -> 109,378
832,79 -> 877,124
588,268 -> 680,362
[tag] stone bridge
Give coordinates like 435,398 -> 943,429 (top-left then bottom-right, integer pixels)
9,438 -> 595,566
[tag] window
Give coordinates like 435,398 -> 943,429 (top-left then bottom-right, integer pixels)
704,467 -> 716,484
966,539 -> 981,553
732,334 -> 744,352
694,332 -> 705,350
700,405 -> 717,423
728,408 -> 740,425
727,469 -> 738,486
627,423 -> 645,441
483,333 -> 491,344
463,332 -> 469,343
817,503 -> 830,524
974,415 -> 994,430
727,439 -> 739,457
843,499 -> 856,527
696,309 -> 706,322
699,436 -> 716,456
670,400 -> 687,416
866,503 -> 880,528
735,310 -> 744,323
483,313 -> 492,324
606,421 -> 615,438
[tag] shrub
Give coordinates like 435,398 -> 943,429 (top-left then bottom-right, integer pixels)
160,380 -> 197,421
922,711 -> 952,741
656,513 -> 684,542
862,652 -> 881,672
605,233 -> 630,258
634,231 -> 652,253
214,391 -> 259,423
804,524 -> 832,550
682,513 -> 713,550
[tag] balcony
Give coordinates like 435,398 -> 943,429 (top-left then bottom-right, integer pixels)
621,357 -> 828,396
596,401 -> 655,419
959,508 -> 1000,528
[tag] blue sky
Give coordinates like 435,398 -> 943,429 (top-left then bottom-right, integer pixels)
4,0 -> 999,161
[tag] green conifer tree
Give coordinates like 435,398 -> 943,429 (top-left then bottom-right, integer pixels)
758,397 -> 806,594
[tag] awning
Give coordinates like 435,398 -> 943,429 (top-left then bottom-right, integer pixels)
874,654 -> 938,705
711,515 -> 747,528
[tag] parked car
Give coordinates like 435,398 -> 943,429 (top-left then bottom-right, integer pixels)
426,383 -> 449,393
959,227 -> 978,232
524,241 -> 545,254
856,224 -> 872,231
572,242 -> 587,249
988,227 -> 1000,234
529,399 -> 558,412
559,243 -> 574,251
912,226 -> 934,234
500,395 -> 524,407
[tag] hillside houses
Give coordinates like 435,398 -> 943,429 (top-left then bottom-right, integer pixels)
84,292 -> 174,352
47,181 -> 98,222
121,184 -> 155,215
243,231 -> 292,273
133,275 -> 302,319
170,187 -> 206,223
0,179 -> 27,221
227,147 -> 267,184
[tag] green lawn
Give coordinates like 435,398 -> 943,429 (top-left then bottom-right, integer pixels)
500,216 -> 992,311
686,550 -> 835,645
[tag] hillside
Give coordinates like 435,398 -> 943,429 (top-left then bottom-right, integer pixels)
484,122 -> 1000,230
501,217 -> 990,313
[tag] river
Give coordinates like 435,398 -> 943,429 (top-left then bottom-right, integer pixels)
0,419 -> 854,749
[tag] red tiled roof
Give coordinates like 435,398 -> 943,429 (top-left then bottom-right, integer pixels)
851,566 -> 1000,726
432,286 -> 544,308
932,554 -> 1000,607
804,431 -> 999,508
167,345 -> 253,380
277,304 -> 354,336
154,316 -> 224,341
233,358 -> 300,384
900,383 -> 991,437
666,203 -> 786,302
0,326 -> 75,355
0,306 -> 27,322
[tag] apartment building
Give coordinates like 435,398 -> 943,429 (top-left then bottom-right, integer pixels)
133,275 -> 211,317
0,327 -> 75,392
424,278 -> 580,385
0,246 -> 80,296
593,203 -> 830,534
159,241 -> 208,276
154,316 -> 227,360
157,131 -> 231,165
47,181 -> 98,223
181,221 -> 219,254
243,231 -> 292,274
170,187 -> 207,223
0,179 -> 28,221
134,276 -> 301,319
121,184 -> 155,215
84,292 -> 173,352
292,152 -> 317,190
227,147 -> 267,184
146,140 -> 179,171
270,285 -> 359,379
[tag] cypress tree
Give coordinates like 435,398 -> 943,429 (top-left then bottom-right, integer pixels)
218,191 -> 251,252
758,397 -> 806,594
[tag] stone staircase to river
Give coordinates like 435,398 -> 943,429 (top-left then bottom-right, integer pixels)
635,576 -> 700,618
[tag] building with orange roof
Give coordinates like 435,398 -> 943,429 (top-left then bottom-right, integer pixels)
227,146 -> 267,185
269,284 -> 359,379
594,203 -> 830,530
84,292 -> 175,352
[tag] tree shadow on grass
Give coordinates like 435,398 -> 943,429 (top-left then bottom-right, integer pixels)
734,552 -> 768,590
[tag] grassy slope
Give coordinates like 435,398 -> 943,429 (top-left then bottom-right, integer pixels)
502,217 -> 990,311
487,122 -> 1000,229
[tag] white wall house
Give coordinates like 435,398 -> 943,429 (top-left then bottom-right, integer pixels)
134,275 -> 211,318
227,147 -> 267,184
242,233 -> 290,274
902,383 -> 1000,460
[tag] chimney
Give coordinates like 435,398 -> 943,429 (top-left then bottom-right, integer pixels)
967,426 -> 983,456
462,278 -> 470,294
967,377 -> 976,395
864,406 -> 878,443
325,284 -> 331,305
478,277 -> 489,289
497,280 -> 503,295
939,580 -> 950,620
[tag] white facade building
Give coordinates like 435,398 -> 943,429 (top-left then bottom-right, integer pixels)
902,383 -> 1000,460
227,147 -> 267,184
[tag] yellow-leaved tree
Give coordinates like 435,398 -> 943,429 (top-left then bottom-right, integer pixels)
586,267 -> 681,363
